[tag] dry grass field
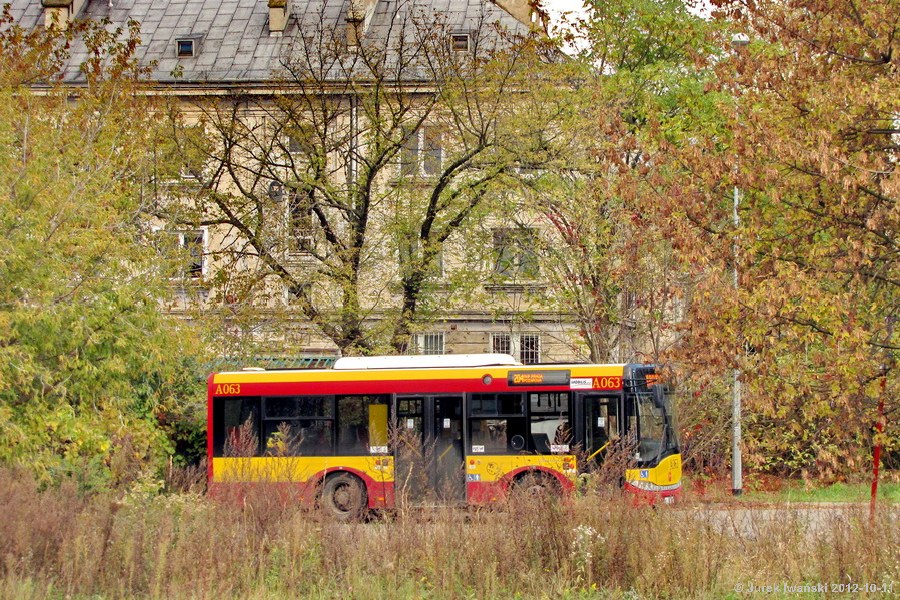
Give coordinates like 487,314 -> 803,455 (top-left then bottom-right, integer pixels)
1,468 -> 897,599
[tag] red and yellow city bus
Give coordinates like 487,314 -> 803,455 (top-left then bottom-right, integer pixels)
207,354 -> 681,517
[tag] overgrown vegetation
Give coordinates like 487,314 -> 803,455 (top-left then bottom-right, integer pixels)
0,469 -> 896,599
0,7 -> 206,489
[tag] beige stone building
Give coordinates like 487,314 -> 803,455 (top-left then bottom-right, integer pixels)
15,0 -> 599,364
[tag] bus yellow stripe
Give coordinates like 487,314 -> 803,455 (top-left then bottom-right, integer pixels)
212,365 -> 626,385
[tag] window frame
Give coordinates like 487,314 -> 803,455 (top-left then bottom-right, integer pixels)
416,331 -> 447,356
336,394 -> 391,456
398,238 -> 444,280
153,226 -> 207,279
449,33 -> 471,52
286,189 -> 316,254
491,332 -> 542,364
175,39 -> 195,58
399,125 -> 443,177
528,391 -> 571,454
468,392 -> 528,456
261,395 -> 335,457
492,227 -> 540,280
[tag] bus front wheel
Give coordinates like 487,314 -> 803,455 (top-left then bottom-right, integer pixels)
321,473 -> 368,520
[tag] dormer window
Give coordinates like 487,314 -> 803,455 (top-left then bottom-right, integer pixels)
176,39 -> 195,58
450,34 -> 470,52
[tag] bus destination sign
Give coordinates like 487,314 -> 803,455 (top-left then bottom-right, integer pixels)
507,370 -> 570,387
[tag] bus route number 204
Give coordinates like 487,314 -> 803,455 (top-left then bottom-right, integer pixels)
214,383 -> 241,395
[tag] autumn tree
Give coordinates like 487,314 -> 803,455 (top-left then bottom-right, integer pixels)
162,5 -> 569,355
663,0 -> 898,478
522,0 -> 718,364
0,9 -> 204,488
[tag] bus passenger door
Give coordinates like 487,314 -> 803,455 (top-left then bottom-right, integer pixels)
395,396 -> 427,503
431,396 -> 465,503
583,394 -> 621,468
394,395 -> 465,504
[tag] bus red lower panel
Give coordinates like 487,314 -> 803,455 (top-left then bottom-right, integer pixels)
207,481 -> 319,506
467,480 -> 508,504
365,480 -> 394,509
208,477 -> 394,509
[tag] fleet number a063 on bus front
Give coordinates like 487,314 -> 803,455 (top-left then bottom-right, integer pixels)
207,354 -> 681,518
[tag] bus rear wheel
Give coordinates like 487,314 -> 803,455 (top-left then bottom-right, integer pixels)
321,473 -> 367,520
512,472 -> 560,499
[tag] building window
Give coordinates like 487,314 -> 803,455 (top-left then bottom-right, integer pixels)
411,332 -> 445,355
284,282 -> 312,305
400,126 -> 443,177
520,334 -> 541,365
492,332 -> 511,356
286,127 -> 315,156
175,39 -> 195,57
288,190 -> 315,253
423,127 -> 441,176
288,135 -> 305,155
450,34 -> 471,52
154,228 -> 205,278
491,333 -> 541,364
493,228 -> 539,279
179,230 -> 205,277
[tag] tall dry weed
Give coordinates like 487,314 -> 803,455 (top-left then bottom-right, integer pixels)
1,467 -> 897,599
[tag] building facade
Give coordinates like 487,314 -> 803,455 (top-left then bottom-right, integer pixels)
14,0 -> 597,364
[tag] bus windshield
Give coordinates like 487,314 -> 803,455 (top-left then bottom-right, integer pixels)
634,389 -> 679,464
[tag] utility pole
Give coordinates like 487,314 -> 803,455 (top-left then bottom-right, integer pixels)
730,32 -> 749,496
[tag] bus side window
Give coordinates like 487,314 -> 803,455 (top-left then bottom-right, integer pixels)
337,395 -> 389,455
214,397 -> 261,457
469,393 -> 526,455
528,392 -> 570,454
261,396 -> 334,457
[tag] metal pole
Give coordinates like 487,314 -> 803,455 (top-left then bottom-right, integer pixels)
730,33 -> 748,498
732,184 -> 742,496
869,370 -> 886,523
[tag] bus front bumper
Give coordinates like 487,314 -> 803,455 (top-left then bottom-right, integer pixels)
623,480 -> 683,505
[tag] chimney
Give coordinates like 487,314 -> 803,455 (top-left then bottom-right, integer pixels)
268,0 -> 290,36
492,0 -> 547,32
41,0 -> 87,30
346,0 -> 378,46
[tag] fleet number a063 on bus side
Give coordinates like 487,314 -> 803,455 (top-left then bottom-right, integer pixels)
207,354 -> 682,518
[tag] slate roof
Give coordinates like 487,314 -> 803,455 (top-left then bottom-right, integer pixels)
7,0 -> 529,85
